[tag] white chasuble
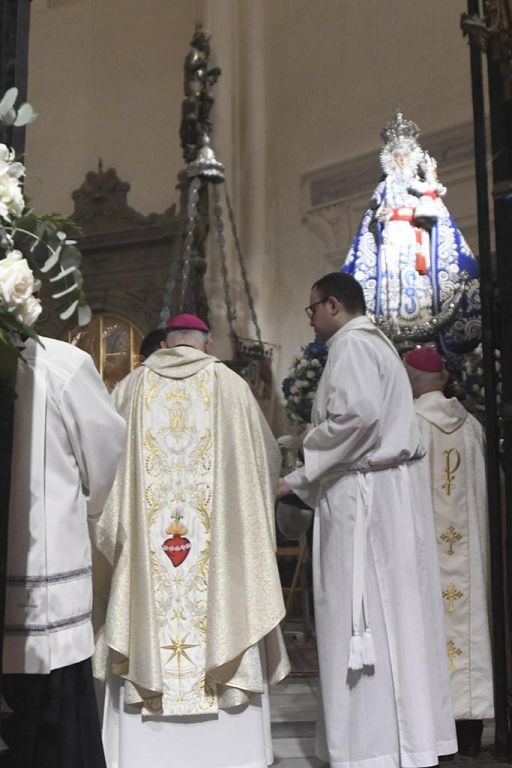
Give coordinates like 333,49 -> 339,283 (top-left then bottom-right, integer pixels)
144,366 -> 216,716
415,391 -> 494,720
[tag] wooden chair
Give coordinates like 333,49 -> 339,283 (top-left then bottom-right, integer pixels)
276,500 -> 313,637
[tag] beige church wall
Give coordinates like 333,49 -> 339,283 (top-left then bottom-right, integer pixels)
22,0 -> 485,435
252,0 -> 481,434
25,0 -> 202,218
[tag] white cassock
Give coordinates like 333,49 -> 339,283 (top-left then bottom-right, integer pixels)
286,316 -> 457,768
102,661 -> 272,768
414,391 -> 494,720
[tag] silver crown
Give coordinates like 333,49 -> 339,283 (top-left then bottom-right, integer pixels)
187,134 -> 225,183
380,112 -> 420,147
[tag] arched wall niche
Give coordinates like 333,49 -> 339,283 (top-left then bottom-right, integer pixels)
65,312 -> 143,391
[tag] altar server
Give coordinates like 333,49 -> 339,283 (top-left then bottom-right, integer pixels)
405,347 -> 493,756
278,273 -> 457,768
94,313 -> 289,768
1,336 -> 126,768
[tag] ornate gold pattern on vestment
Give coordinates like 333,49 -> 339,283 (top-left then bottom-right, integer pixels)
447,640 -> 463,672
143,366 -> 216,715
442,582 -> 463,614
441,448 -> 461,495
439,524 -> 462,556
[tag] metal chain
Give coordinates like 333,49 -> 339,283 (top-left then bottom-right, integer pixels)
223,183 -> 264,348
159,175 -> 202,325
210,184 -> 237,338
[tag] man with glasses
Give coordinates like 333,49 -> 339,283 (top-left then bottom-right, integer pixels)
278,272 -> 456,768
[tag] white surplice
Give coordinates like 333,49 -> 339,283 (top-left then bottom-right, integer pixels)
286,316 -> 457,768
414,391 -> 493,720
4,337 -> 126,675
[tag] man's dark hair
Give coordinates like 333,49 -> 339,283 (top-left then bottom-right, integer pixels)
312,272 -> 366,315
139,328 -> 167,360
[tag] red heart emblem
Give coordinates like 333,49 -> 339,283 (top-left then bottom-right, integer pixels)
162,535 -> 191,567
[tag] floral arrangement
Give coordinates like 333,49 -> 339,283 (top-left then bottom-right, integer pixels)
282,340 -> 328,427
458,343 -> 501,415
0,88 -> 89,378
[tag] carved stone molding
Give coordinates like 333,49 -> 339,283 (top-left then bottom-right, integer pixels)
37,164 -> 190,339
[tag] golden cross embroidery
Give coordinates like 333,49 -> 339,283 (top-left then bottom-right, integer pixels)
442,582 -> 463,613
440,525 -> 462,555
441,448 -> 461,496
447,640 -> 463,672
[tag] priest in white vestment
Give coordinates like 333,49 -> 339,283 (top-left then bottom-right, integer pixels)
1,336 -> 126,768
278,273 -> 457,768
405,347 -> 493,756
92,314 -> 289,768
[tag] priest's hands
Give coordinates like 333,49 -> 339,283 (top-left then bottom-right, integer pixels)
301,422 -> 314,444
276,479 -> 292,498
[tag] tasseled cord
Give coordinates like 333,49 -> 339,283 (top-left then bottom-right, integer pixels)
348,630 -> 364,670
361,626 -> 376,667
348,473 -> 376,672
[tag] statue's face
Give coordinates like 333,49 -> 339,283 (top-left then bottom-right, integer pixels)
392,148 -> 410,169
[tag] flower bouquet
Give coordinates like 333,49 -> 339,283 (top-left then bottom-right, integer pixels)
0,88 -> 90,381
282,340 -> 328,428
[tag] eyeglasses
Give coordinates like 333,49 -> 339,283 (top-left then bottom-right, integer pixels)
304,298 -> 328,320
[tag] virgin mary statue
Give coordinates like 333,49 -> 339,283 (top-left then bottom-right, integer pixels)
342,113 -> 480,355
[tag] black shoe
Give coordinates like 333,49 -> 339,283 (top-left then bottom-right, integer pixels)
457,744 -> 480,757
456,719 -> 483,757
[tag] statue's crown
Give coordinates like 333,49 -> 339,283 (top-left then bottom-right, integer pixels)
380,112 -> 420,146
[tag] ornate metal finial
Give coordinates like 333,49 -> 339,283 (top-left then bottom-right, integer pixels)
187,133 -> 224,183
380,112 -> 420,148
179,21 -> 221,165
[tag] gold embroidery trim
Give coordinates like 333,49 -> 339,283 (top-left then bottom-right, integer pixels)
447,640 -> 463,672
439,525 -> 462,556
441,448 -> 461,496
442,582 -> 463,614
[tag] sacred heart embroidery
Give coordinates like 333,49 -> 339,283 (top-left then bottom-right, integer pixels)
162,515 -> 191,568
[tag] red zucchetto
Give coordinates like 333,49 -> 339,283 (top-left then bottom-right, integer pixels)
164,313 -> 210,333
404,347 -> 443,372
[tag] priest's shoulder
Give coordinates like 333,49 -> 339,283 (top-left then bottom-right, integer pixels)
214,360 -> 253,394
22,335 -> 96,380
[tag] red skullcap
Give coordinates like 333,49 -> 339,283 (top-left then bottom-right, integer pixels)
405,347 -> 443,373
165,313 -> 210,333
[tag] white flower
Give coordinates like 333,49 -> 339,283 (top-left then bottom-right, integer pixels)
0,144 -> 15,163
0,255 -> 35,306
0,174 -> 24,218
307,370 -> 316,379
16,295 -> 42,326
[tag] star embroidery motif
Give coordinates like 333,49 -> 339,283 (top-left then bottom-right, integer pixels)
161,634 -> 198,675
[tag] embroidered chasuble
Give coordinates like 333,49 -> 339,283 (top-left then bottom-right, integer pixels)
145,365 -> 215,715
415,391 -> 493,720
92,346 -> 289,719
